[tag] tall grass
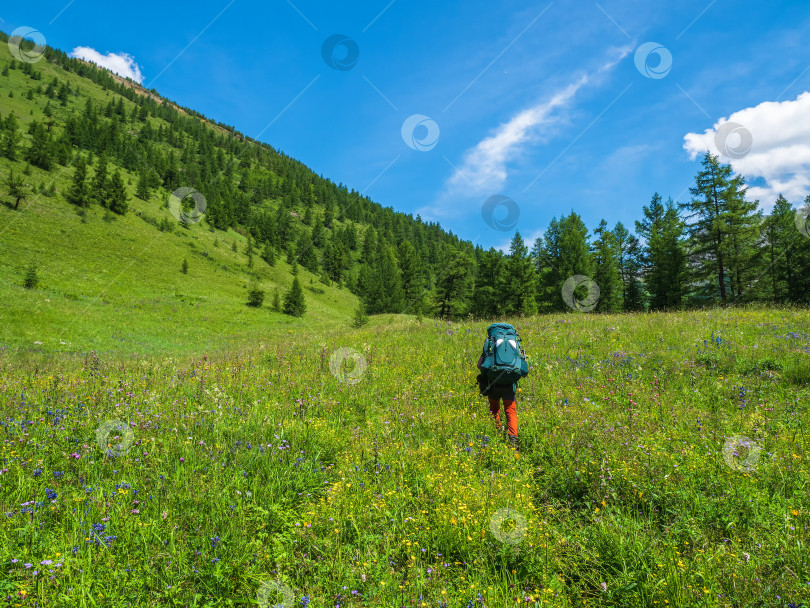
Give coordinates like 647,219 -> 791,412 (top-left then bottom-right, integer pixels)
0,307 -> 808,607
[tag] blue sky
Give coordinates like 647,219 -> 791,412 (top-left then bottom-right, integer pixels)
3,1 -> 810,250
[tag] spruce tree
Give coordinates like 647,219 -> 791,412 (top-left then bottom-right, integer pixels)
591,220 -> 623,312
65,156 -> 90,208
433,250 -> 474,319
472,248 -> 505,318
107,170 -> 129,215
636,194 -> 687,310
2,112 -> 19,160
297,229 -> 319,274
682,153 -> 760,303
283,276 -> 306,317
377,244 -> 405,312
502,231 -> 537,316
761,194 -> 800,302
7,170 -> 29,211
24,122 -> 54,170
534,212 -> 593,311
612,221 -> 644,311
271,289 -> 281,312
91,154 -> 109,208
247,281 -> 265,307
136,170 -> 150,200
398,240 -> 424,309
262,240 -> 276,266
23,262 -> 38,289
351,303 -> 369,328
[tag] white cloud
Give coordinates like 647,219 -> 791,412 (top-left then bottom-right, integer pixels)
683,92 -> 810,205
69,46 -> 144,84
446,75 -> 589,195
420,45 -> 632,223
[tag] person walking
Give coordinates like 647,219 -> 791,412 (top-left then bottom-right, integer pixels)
476,323 -> 529,450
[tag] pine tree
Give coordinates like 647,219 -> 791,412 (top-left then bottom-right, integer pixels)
107,170 -> 129,215
136,170 -> 150,200
2,112 -> 19,160
398,240 -> 424,309
247,281 -> 265,307
351,303 -> 369,328
534,212 -> 593,311
24,122 -> 54,170
90,154 -> 109,208
271,289 -> 281,312
65,156 -> 90,207
472,248 -> 505,318
357,263 -> 384,313
591,220 -> 623,312
23,262 -> 38,289
297,229 -> 319,274
636,194 -> 686,310
761,194 -> 800,302
682,153 -> 760,303
283,276 -> 306,317
246,234 -> 254,268
6,170 -> 29,211
501,231 -> 537,316
612,221 -> 644,311
377,244 -> 405,312
261,240 -> 276,266
433,250 -> 474,319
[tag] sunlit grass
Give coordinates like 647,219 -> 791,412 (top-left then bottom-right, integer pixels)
0,307 -> 808,607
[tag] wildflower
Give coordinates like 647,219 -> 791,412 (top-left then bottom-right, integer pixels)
41,560 -> 52,566
600,582 -> 607,592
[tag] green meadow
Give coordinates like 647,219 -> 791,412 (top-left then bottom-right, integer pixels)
1,307 -> 808,608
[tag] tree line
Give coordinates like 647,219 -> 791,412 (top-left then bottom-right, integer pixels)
2,35 -> 809,321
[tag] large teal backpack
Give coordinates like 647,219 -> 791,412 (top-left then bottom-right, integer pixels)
480,323 -> 530,386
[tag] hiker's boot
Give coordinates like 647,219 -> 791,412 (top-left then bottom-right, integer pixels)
509,434 -> 519,450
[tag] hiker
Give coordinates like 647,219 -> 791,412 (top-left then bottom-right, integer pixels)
476,323 -> 529,450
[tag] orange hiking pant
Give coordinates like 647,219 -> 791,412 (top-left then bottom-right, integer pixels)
488,396 -> 518,437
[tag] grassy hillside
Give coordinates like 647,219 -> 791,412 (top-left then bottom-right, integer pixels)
0,36 -> 463,356
0,307 -> 808,607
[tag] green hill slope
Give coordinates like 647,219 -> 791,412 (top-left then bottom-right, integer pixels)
0,34 -> 470,355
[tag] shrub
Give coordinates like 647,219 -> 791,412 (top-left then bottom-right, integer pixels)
23,262 -> 38,289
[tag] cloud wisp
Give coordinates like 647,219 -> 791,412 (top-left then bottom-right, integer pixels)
424,45 -> 632,221
70,47 -> 144,84
683,91 -> 810,205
